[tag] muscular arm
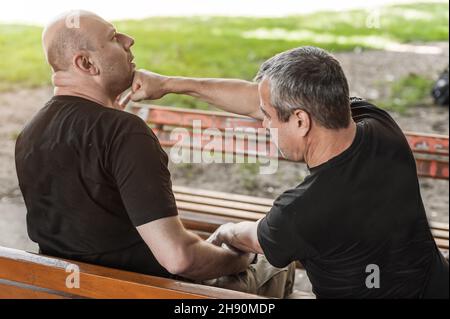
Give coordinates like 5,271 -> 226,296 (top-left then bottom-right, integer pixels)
129,70 -> 264,120
137,216 -> 254,281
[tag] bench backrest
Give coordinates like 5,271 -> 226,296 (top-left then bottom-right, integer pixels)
0,246 -> 263,299
128,104 -> 449,180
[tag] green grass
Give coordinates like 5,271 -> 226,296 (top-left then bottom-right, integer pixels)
0,25 -> 52,89
378,74 -> 435,113
0,2 -> 448,111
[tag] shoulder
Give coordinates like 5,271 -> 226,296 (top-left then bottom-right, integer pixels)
101,107 -> 153,135
87,107 -> 162,149
350,97 -> 410,148
350,97 -> 401,132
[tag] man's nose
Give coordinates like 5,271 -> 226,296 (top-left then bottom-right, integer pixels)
120,33 -> 135,50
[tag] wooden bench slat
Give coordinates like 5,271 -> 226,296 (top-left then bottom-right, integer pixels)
0,281 -> 70,299
431,229 -> 450,240
0,247 -> 264,299
0,257 -> 206,299
180,210 -> 246,226
429,221 -> 450,231
435,238 -> 449,250
176,200 -> 266,220
175,193 -> 270,213
180,211 -> 245,234
174,185 -> 275,206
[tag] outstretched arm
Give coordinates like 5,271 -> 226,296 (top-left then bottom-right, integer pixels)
126,70 -> 264,120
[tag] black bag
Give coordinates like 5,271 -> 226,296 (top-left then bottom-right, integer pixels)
431,66 -> 449,106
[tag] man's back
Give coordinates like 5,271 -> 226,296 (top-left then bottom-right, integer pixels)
15,95 -> 178,277
257,100 -> 449,298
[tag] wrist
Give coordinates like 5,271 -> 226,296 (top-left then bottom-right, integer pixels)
167,76 -> 201,97
161,75 -> 175,95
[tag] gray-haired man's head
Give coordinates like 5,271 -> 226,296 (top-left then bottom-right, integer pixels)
255,46 -> 351,130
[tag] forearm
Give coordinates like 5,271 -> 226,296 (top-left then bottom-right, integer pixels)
208,221 -> 263,255
178,233 -> 251,281
227,221 -> 263,254
165,77 -> 263,120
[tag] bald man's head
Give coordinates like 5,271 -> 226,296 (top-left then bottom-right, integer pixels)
42,11 -> 99,72
45,11 -> 136,99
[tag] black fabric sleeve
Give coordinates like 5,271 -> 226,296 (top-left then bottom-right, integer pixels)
109,131 -> 178,227
257,203 -> 306,267
257,185 -> 321,268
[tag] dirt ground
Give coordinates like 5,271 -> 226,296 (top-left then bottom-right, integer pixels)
0,43 -> 448,295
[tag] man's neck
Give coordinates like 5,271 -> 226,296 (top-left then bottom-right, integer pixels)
52,71 -> 116,108
54,86 -> 115,108
305,121 -> 357,169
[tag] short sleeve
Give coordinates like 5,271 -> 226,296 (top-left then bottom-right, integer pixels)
256,205 -> 301,268
257,185 -> 320,268
109,131 -> 178,227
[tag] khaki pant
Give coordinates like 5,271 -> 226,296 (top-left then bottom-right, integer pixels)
200,255 -> 296,299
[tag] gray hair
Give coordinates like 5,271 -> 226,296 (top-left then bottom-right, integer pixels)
255,46 -> 351,129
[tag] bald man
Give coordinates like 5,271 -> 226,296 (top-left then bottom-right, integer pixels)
41,11 -> 135,107
14,11 -> 295,298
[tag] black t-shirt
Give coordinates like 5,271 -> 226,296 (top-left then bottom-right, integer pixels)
257,99 -> 449,299
15,95 -> 178,277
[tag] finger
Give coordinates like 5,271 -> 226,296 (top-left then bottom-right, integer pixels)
118,91 -> 132,108
130,88 -> 147,102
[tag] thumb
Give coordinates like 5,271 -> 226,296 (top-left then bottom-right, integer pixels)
130,86 -> 147,102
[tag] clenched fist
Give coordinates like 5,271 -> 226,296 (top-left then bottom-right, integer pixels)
118,70 -> 171,108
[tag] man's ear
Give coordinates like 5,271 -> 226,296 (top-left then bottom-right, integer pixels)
73,52 -> 99,75
293,109 -> 311,137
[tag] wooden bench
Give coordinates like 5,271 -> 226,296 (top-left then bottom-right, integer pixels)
127,104 -> 450,260
0,246 -> 265,299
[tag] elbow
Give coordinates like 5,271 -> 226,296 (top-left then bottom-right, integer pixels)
162,249 -> 195,276
165,258 -> 192,276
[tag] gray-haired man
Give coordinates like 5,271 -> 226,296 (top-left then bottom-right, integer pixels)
124,46 -> 449,298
